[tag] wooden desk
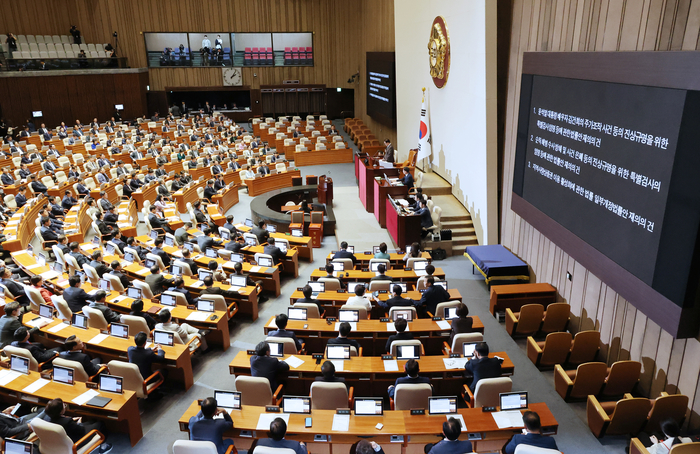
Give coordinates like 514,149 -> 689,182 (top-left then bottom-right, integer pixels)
358,159 -> 401,213
131,181 -> 160,210
26,315 -> 194,390
489,283 -> 557,315
325,251 -> 431,269
374,179 -> 409,228
211,184 -> 241,214
178,402 -> 558,453
308,268 -> 445,284
386,198 -> 422,250
229,351 -> 513,396
0,367 -> 142,446
294,148 -> 353,166
236,224 -> 314,262
247,170 -> 302,197
263,313 -> 480,356
173,179 -> 207,213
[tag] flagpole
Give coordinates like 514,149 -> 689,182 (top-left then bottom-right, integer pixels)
420,87 -> 427,173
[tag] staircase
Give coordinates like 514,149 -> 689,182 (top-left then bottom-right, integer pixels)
441,213 -> 478,255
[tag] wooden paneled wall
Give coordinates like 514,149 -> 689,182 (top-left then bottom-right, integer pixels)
0,0 -> 396,139
501,0 -> 700,429
0,71 -> 148,129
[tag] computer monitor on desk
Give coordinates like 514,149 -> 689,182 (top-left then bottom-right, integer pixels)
354,398 -> 384,415
500,391 -> 528,411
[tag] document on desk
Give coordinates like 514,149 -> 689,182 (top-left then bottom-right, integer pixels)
25,317 -> 51,328
330,360 -> 344,372
48,322 -> 69,333
111,295 -> 128,303
383,359 -> 399,371
386,322 -> 409,332
190,281 -> 204,288
89,333 -> 109,345
40,270 -> 61,280
332,414 -> 350,432
0,370 -> 21,386
285,355 -> 304,369
72,389 -> 100,406
267,319 -> 278,328
335,322 -> 357,331
135,268 -> 151,276
436,320 -> 451,330
249,266 -> 262,273
256,412 -> 289,430
443,357 -> 469,370
23,378 -> 50,393
26,264 -> 43,271
186,312 -> 209,322
491,411 -> 524,429
447,414 -> 467,431
223,261 -> 236,268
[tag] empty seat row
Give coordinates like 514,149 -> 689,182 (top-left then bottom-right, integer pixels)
13,50 -> 107,59
13,34 -> 72,44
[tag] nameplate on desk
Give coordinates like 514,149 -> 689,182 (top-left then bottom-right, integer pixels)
336,408 -> 350,415
482,406 -> 497,412
86,382 -> 98,389
468,433 -> 483,441
542,426 -> 557,435
187,305 -> 195,310
390,435 -> 405,443
410,409 -> 425,415
381,355 -> 393,360
449,353 -> 460,358
362,268 -> 369,272
313,435 -> 328,442
326,317 -> 337,322
240,430 -> 253,438
247,350 -> 256,355
265,406 -> 280,412
432,316 -> 442,321
312,354 -> 324,360
380,318 -> 389,322
404,267 -> 412,271
336,289 -> 346,293
297,287 -> 304,291
378,290 -> 388,294
364,251 -> 371,255
318,267 -> 326,271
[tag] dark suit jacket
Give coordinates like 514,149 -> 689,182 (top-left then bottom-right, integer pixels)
201,285 -> 238,299
203,186 -> 217,201
63,286 -> 92,313
250,354 -> 289,390
327,336 -> 361,353
40,226 -> 59,242
268,329 -> 302,350
189,412 -> 234,454
386,332 -> 413,353
504,434 -> 558,454
379,296 -> 415,310
251,226 -> 269,244
332,249 -> 357,266
401,173 -> 414,190
111,270 -> 130,290
464,356 -> 503,392
370,273 -> 393,282
426,439 -> 473,454
10,341 -> 55,364
263,244 -> 285,265
418,285 -> 451,315
388,375 -> 430,398
0,315 -> 23,348
417,207 -> 433,229
127,345 -> 166,379
449,316 -> 474,344
37,412 -> 86,442
196,235 -> 217,252
0,413 -> 31,438
90,260 -> 111,277
152,247 -> 171,267
145,274 -> 173,295
89,302 -> 120,324
59,350 -> 101,376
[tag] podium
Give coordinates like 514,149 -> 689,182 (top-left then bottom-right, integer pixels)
317,176 -> 333,205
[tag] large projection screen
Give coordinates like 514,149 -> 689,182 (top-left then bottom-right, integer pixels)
511,52 -> 700,338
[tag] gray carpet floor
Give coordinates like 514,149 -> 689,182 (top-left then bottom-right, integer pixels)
89,121 -> 627,453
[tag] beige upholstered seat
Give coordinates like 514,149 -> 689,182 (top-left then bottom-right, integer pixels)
83,305 -> 109,330
292,302 -> 321,318
235,376 -> 282,406
120,315 -> 150,336
265,336 -> 299,355
433,300 -> 461,319
310,381 -> 352,410
463,377 -> 513,408
107,360 -> 164,399
389,339 -> 424,357
31,416 -> 105,454
392,383 -> 432,410
446,332 -> 484,355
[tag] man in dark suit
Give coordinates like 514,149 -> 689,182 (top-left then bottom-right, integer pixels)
203,180 -> 217,202
89,291 -> 121,324
40,216 -> 59,242
104,207 -> 119,230
228,160 -> 241,171
59,335 -> 105,377
326,322 -> 361,353
0,303 -> 26,348
370,263 -> 393,282
268,314 -> 302,351
424,418 -> 473,454
417,276 -> 451,317
1,269 -> 30,307
211,162 -> 224,175
99,192 -> 114,212
68,242 -> 89,268
256,418 -> 307,454
251,220 -> 270,244
167,278 -> 196,306
38,399 -> 108,449
188,397 -> 234,454
314,360 -> 346,386
128,332 -> 167,381
0,404 -> 40,440
385,318 -> 413,353
378,285 -> 416,311
62,190 -> 78,211
463,342 -> 503,392
416,200 -> 433,236
200,276 -> 238,298
29,175 -> 48,195
14,187 -> 27,209
332,241 -> 357,267
1,168 -> 14,185
222,216 -> 237,234
387,359 -> 431,398
264,237 -> 286,265
11,327 -> 58,367
63,275 -> 92,313
42,159 -> 58,174
90,250 -> 111,278
94,212 -> 114,241
504,411 -> 558,454
38,123 -> 52,140
250,341 -> 290,390
148,206 -> 174,234
294,285 -> 323,315
126,238 -> 148,261
258,163 -> 271,176
449,303 -> 473,344
151,237 -> 171,268
401,167 -> 414,190
145,266 -> 174,296
383,139 -> 395,163
196,227 -> 222,252
179,248 -> 199,275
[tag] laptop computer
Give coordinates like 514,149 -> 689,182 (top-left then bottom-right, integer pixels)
109,323 -> 129,339
266,225 -> 277,233
354,398 -> 383,415
288,307 -> 307,321
72,313 -> 88,329
198,269 -> 213,281
99,279 -> 111,291
391,309 -> 414,322
153,329 -> 174,347
220,230 -> 231,240
214,390 -> 241,410
326,345 -> 351,359
127,287 -> 142,299
291,229 -> 303,237
10,355 -> 29,374
428,396 -> 458,415
500,392 -> 528,411
197,299 -> 215,312
99,374 -> 123,394
445,307 -> 458,319
268,341 -> 284,357
462,342 -> 478,358
369,262 -> 382,272
244,236 -> 257,247
183,242 -> 195,252
161,293 -> 177,307
308,281 -> 325,298
144,258 -> 156,268
331,261 -> 344,272
338,309 -> 359,322
229,275 -> 246,290
347,246 -> 355,253
281,396 -> 311,414
278,242 -> 288,253
434,281 -> 448,290
39,303 -> 53,320
372,246 -> 381,255
123,252 -> 135,263
53,365 -> 75,385
205,248 -> 218,258
347,282 -> 364,293
149,230 -> 159,241
396,344 -> 420,360
244,219 -> 254,227
4,438 -> 34,454
105,243 -> 116,255
230,253 -> 244,263
257,256 -> 273,267
171,264 -> 183,276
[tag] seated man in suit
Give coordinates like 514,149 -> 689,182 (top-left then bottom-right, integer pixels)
203,180 -> 217,202
148,205 -> 174,234
417,276 -> 451,317
145,266 -> 174,296
126,237 -> 148,261
314,360 -> 347,386
326,321 -> 361,353
385,318 -> 413,353
463,342 -> 503,392
416,199 -> 433,238
424,417 -> 473,454
504,411 -> 558,454
99,192 -> 114,212
196,227 -> 223,252
401,167 -> 414,191
370,263 -> 393,282
38,399 -> 109,451
156,309 -> 207,352
151,236 -> 171,268
62,190 -> 78,211
62,275 -> 92,314
378,285 -> 416,310
94,212 -> 114,241
332,241 -> 357,267
263,237 -> 286,265
129,299 -> 157,331
59,335 -> 106,378
0,168 -> 14,186
200,276 -> 239,298
168,278 -> 196,306
268,314 -> 302,351
40,216 -> 59,243
89,250 -> 111,278
251,220 -> 270,245
387,358 -> 431,398
256,417 -> 307,454
189,397 -> 235,454
14,186 -> 28,209
293,284 -> 323,315
449,303 -> 473,345
29,175 -> 48,195
0,303 -> 27,348
128,332 -> 168,384
89,291 -> 121,324
174,222 -> 191,246
250,341 -> 290,391
10,327 -> 58,368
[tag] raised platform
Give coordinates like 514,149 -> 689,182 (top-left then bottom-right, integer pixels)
250,185 -> 336,236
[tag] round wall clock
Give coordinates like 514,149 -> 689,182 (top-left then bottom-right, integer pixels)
427,16 -> 450,89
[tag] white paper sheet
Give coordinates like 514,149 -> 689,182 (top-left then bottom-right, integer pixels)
40,270 -> 61,280
0,370 -> 21,385
186,312 -> 209,322
491,411 -> 524,429
26,264 -> 44,271
249,266 -> 262,272
436,320 -> 451,330
25,316 -> 50,328
415,270 -> 428,277
447,414 -> 467,431
72,389 -> 100,406
23,378 -> 50,393
330,360 -> 344,372
335,322 -> 357,331
89,333 -> 109,344
190,281 -> 204,288
111,295 -> 128,303
135,268 -> 150,276
48,322 -> 69,333
442,357 -> 469,370
386,322 -> 409,332
383,360 -> 399,371
332,414 -> 350,432
256,412 -> 289,430
285,355 -> 304,369
267,319 -> 278,328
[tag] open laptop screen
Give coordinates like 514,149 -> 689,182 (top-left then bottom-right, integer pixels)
500,392 -> 528,411
268,341 -> 284,357
99,374 -> 123,393
288,307 -> 307,320
339,309 -> 359,322
428,396 -> 458,415
281,396 -> 311,414
214,390 -> 241,410
53,365 -> 75,385
354,398 -> 383,415
153,330 -> 174,346
396,344 -> 419,359
326,345 -> 351,359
